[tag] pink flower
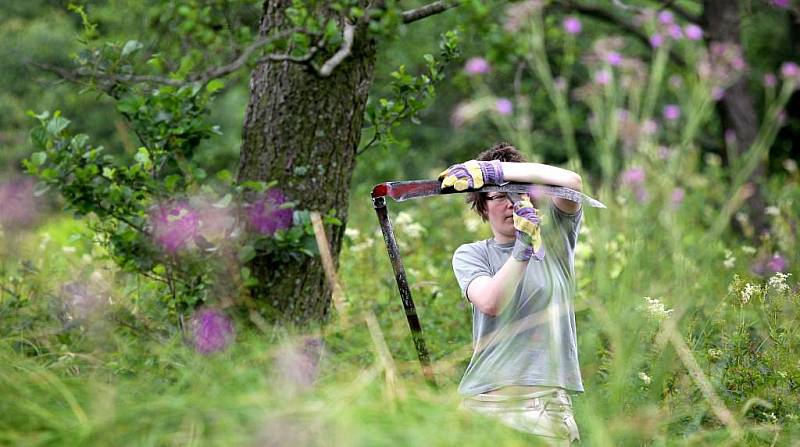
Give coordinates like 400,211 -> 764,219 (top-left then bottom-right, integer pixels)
642,120 -> 659,135
764,73 -> 778,87
621,167 -> 646,185
650,33 -> 664,48
667,24 -> 683,40
712,87 -> 726,101
192,308 -> 235,355
594,70 -> 612,85
247,189 -> 293,235
663,104 -> 681,121
671,187 -> 685,206
772,0 -> 790,8
606,51 -> 623,66
780,61 -> 800,80
563,16 -> 582,34
766,254 -> 788,272
658,10 -> 674,25
464,57 -> 490,75
494,98 -> 513,115
150,201 -> 200,253
684,24 -> 703,41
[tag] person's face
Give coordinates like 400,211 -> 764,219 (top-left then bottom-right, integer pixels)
484,192 -> 516,242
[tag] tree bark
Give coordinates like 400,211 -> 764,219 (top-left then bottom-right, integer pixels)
238,1 -> 376,324
703,0 -> 768,235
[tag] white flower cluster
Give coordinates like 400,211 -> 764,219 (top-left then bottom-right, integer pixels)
768,272 -> 792,294
345,227 -> 376,253
644,296 -> 673,321
741,245 -> 756,255
723,249 -> 736,269
638,371 -> 652,385
395,211 -> 426,239
740,282 -> 760,304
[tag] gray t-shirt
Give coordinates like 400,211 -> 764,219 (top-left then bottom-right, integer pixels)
452,203 -> 583,396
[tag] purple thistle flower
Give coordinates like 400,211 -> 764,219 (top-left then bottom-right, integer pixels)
247,189 -> 293,235
684,24 -> 703,41
767,254 -> 788,273
0,178 -> 40,230
780,61 -> 800,81
658,10 -> 674,25
192,308 -> 234,355
620,167 -> 646,185
494,98 -> 513,115
150,201 -> 200,253
670,187 -> 685,206
650,33 -> 664,48
464,57 -> 490,75
663,104 -> 681,121
606,51 -> 623,66
563,16 -> 582,34
772,0 -> 790,9
712,87 -> 726,101
764,73 -> 778,87
594,70 -> 612,85
667,24 -> 683,40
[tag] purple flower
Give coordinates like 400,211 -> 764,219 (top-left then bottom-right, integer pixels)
764,73 -> 778,87
192,308 -> 235,355
0,178 -> 40,230
274,336 -> 324,392
772,0 -> 790,8
464,57 -> 490,75
594,70 -> 612,85
658,10 -> 674,25
606,51 -> 623,66
663,104 -> 681,121
780,61 -> 800,80
766,254 -> 788,272
724,129 -> 737,146
650,33 -> 664,48
712,87 -> 726,101
642,120 -> 659,136
247,189 -> 293,235
150,202 -> 200,253
667,24 -> 683,40
621,167 -> 646,185
563,16 -> 582,34
494,98 -> 513,115
671,187 -> 685,206
684,24 -> 703,41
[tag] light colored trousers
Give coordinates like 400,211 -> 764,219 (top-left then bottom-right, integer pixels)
461,388 -> 580,445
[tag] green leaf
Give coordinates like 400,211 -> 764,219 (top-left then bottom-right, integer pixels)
121,40 -> 143,58
215,169 -> 231,183
31,152 -> 47,166
134,148 -> 151,165
206,79 -> 225,93
46,116 -> 70,135
238,245 -> 256,263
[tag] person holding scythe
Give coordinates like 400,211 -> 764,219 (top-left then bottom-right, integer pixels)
439,142 -> 584,445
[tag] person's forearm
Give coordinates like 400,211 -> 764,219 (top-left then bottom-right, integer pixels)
469,256 -> 527,316
501,162 -> 582,191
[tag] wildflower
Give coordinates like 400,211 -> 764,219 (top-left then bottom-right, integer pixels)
464,57 -> 490,75
274,336 -> 324,392
784,159 -> 798,173
657,10 -> 674,25
712,87 -> 726,101
192,308 -> 235,355
724,129 -> 737,146
554,76 -> 567,91
494,98 -> 513,116
667,24 -> 683,40
594,70 -> 612,85
707,348 -> 722,361
621,167 -> 645,185
638,371 -> 652,385
723,249 -> 736,269
504,0 -> 544,32
663,104 -> 681,121
641,120 -> 659,136
740,282 -> 759,304
764,73 -> 778,88
684,24 -> 703,41
344,228 -> 360,240
780,62 -> 800,81
767,254 -> 788,273
0,177 -> 40,230
741,245 -> 756,255
563,16 -> 582,35
650,33 -> 664,48
150,201 -> 200,253
765,206 -> 780,216
247,189 -> 293,235
768,272 -> 792,293
606,52 -> 623,66
450,101 -> 481,128
644,296 -> 673,321
772,0 -> 790,8
669,75 -> 683,89
671,188 -> 685,206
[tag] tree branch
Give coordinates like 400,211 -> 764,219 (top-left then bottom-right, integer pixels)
319,22 -> 356,77
401,1 -> 459,24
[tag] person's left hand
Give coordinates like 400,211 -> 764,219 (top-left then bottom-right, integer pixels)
438,160 -> 504,191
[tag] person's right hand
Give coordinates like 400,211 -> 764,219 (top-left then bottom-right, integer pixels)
510,194 -> 545,261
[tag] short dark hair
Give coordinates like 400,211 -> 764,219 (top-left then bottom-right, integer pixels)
466,142 -> 526,221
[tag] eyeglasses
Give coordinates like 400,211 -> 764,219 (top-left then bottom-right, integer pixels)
485,193 -> 508,202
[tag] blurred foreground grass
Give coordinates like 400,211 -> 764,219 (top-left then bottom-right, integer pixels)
1,172 -> 799,446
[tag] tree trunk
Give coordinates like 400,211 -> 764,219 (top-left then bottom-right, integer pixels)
703,0 -> 768,235
238,1 -> 376,324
